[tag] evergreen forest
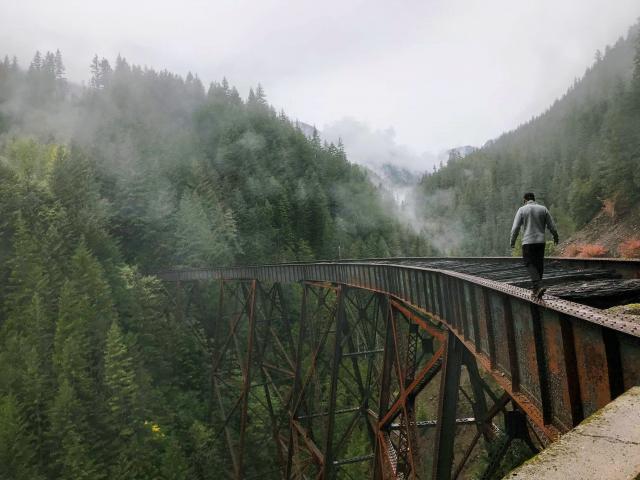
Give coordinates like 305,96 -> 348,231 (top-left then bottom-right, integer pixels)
0,51 -> 427,478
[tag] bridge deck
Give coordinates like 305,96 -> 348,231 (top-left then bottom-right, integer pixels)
360,257 -> 640,308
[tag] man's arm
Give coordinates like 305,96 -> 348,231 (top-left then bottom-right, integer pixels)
546,209 -> 559,244
510,209 -> 523,248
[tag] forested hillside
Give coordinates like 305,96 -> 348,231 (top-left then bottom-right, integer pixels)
0,52 -> 429,478
416,22 -> 640,256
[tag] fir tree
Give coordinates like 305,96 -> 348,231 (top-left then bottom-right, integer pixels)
175,191 -> 238,266
254,83 -> 267,105
633,30 -> 640,100
0,395 -> 43,480
42,52 -> 56,75
247,87 -> 256,105
115,54 -> 130,74
48,380 -> 103,480
104,320 -> 140,442
68,241 -> 115,337
29,51 -> 42,72
54,50 -> 65,79
53,281 -> 95,399
90,55 -> 100,88
4,214 -> 47,322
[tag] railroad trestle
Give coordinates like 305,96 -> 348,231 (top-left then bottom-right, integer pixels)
159,260 -> 640,479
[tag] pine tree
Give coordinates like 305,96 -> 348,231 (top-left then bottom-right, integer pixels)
29,51 -> 42,72
255,83 -> 267,105
48,380 -> 103,480
54,50 -> 65,79
53,50 -> 67,100
311,126 -> 321,147
633,31 -> 640,100
247,87 -> 256,105
19,342 -> 50,468
42,51 -> 56,75
337,138 -> 346,159
175,191 -> 238,266
189,421 -> 219,478
48,145 -> 109,235
69,241 -> 115,328
104,320 -> 140,441
103,319 -> 164,479
90,55 -> 100,88
50,239 -> 114,399
53,281 -> 95,399
3,204 -> 61,325
99,58 -> 112,87
115,54 -> 130,74
229,86 -> 242,104
4,214 -> 46,321
159,438 -> 192,479
0,395 -> 43,480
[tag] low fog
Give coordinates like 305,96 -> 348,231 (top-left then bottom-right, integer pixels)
2,0 -> 639,157
323,118 -> 434,171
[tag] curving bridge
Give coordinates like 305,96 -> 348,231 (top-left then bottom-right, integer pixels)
157,257 -> 640,479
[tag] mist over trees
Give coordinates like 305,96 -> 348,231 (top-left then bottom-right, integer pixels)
0,51 -> 431,266
0,51 -> 432,478
416,21 -> 640,255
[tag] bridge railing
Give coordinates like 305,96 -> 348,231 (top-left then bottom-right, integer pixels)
157,259 -> 640,442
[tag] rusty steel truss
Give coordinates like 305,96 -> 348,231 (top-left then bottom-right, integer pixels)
158,259 -> 640,479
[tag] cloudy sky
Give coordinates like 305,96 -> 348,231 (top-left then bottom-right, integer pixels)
2,0 -> 639,168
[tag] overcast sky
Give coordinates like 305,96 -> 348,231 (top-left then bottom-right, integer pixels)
2,0 -> 639,168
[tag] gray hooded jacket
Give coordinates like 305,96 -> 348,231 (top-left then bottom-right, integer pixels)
510,200 -> 559,247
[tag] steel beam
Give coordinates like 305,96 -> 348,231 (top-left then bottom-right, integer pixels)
286,285 -> 308,479
322,286 -> 346,479
374,295 -> 397,480
433,332 -> 464,480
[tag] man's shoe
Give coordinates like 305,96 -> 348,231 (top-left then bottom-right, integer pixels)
532,287 -> 546,300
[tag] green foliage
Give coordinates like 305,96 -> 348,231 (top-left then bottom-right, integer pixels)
104,320 -> 140,440
0,395 -> 43,480
53,281 -> 96,400
188,421 -> 223,479
0,47 -> 427,479
175,191 -> 238,266
48,380 -> 103,480
568,178 -> 601,226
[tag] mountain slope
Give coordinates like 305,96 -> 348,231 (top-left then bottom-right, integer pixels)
416,22 -> 640,256
0,54 -> 431,268
556,205 -> 640,257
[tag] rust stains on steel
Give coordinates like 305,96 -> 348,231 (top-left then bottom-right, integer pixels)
157,258 -> 640,480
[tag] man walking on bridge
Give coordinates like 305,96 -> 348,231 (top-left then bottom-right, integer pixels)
510,192 -> 559,299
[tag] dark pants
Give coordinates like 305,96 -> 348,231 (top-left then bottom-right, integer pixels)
522,243 -> 545,289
